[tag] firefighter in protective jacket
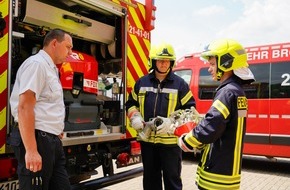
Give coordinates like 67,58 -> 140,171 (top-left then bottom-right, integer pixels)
178,39 -> 255,190
126,42 -> 196,190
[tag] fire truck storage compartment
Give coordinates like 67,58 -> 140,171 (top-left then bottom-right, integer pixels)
19,0 -> 116,44
101,101 -> 121,126
64,91 -> 103,132
12,0 -> 125,133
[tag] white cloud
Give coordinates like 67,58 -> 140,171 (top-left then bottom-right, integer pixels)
195,5 -> 226,17
151,0 -> 290,59
218,0 -> 290,46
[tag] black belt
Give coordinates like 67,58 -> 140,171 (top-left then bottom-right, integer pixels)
14,122 -> 57,138
35,129 -> 58,138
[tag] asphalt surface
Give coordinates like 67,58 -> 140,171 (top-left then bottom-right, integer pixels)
98,154 -> 290,190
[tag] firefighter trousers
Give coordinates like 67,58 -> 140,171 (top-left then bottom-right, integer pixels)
140,142 -> 182,190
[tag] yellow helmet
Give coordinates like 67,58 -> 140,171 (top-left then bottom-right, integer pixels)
149,42 -> 176,69
201,39 -> 249,80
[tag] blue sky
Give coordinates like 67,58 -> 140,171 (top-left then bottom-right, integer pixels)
149,0 -> 290,59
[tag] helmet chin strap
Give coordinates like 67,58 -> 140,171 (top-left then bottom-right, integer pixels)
155,67 -> 171,74
216,58 -> 223,81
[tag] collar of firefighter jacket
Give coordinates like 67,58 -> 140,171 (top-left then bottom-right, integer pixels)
149,71 -> 175,82
216,75 -> 242,91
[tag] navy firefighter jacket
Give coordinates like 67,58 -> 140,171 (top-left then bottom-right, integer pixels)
184,75 -> 248,189
126,71 -> 196,145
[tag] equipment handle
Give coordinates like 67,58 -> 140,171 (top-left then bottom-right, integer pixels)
63,14 -> 92,27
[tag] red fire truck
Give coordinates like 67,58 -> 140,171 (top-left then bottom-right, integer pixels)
0,0 -> 156,189
173,42 -> 290,159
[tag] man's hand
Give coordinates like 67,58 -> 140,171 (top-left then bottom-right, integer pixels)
25,150 -> 42,173
156,116 -> 175,135
130,113 -> 144,131
177,134 -> 195,152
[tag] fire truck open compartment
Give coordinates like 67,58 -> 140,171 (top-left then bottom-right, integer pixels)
12,0 -> 124,132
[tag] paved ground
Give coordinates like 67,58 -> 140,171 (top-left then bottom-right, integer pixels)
97,154 -> 290,190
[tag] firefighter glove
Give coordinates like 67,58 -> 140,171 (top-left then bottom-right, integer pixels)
130,112 -> 145,131
178,134 -> 195,152
156,116 -> 176,135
